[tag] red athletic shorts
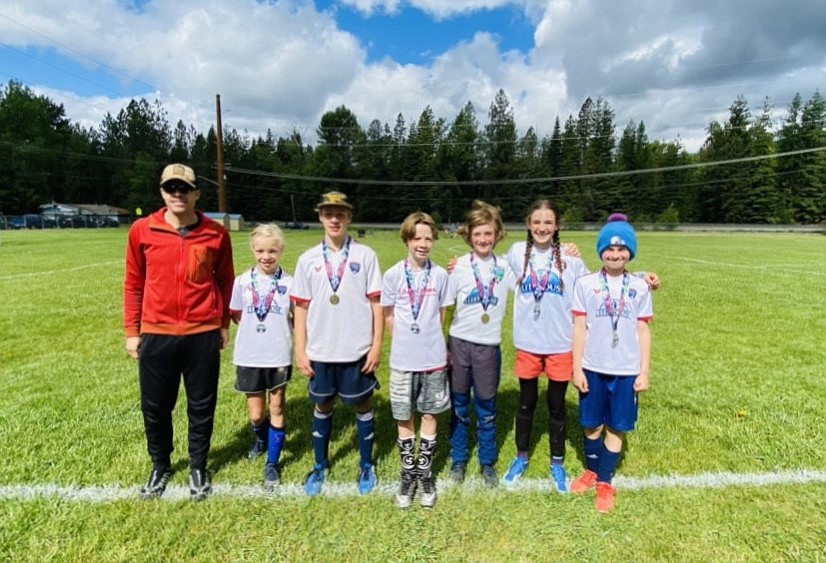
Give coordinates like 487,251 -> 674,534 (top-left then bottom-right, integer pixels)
514,350 -> 572,382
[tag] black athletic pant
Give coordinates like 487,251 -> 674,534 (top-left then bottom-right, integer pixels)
515,378 -> 568,458
139,330 -> 222,471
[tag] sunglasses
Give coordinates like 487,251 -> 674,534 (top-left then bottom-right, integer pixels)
161,183 -> 197,195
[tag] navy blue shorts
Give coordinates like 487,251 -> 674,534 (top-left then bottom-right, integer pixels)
578,369 -> 638,432
308,356 -> 379,406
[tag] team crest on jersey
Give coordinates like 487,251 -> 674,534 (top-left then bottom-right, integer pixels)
629,288 -> 637,299
349,262 -> 361,273
277,285 -> 287,295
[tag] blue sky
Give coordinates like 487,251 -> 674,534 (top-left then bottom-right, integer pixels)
1,1 -> 824,152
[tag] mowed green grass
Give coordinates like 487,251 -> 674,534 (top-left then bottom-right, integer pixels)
0,226 -> 824,562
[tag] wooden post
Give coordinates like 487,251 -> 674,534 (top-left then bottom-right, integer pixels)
216,94 -> 227,213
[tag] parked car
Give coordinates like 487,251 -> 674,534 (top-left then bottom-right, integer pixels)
284,221 -> 309,230
8,214 -> 56,229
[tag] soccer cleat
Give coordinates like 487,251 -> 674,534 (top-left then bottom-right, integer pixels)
570,470 -> 598,494
263,463 -> 281,490
304,464 -> 328,497
189,468 -> 212,502
139,466 -> 173,499
595,482 -> 617,513
395,470 -> 417,509
449,462 -> 467,484
357,463 -> 378,495
419,472 -> 437,509
503,456 -> 529,486
551,463 -> 569,493
247,438 -> 267,460
481,464 -> 499,488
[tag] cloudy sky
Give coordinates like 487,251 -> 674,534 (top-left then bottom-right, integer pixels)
1,0 -> 823,152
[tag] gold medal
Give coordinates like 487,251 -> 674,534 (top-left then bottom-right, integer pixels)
481,313 -> 490,324
330,294 -> 340,305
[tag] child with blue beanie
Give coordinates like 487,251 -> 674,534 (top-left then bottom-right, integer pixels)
570,213 -> 654,513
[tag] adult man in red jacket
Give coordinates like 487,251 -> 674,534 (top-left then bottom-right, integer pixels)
124,163 -> 235,501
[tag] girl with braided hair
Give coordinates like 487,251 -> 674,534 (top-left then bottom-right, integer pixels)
502,199 -> 588,492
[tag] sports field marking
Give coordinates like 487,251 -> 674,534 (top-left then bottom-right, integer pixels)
0,260 -> 123,281
2,469 -> 824,503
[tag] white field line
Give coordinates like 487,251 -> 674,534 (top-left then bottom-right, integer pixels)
1,469 -> 825,503
0,260 -> 123,281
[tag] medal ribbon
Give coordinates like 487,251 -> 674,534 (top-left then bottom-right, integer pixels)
470,253 -> 497,312
404,258 -> 431,323
599,268 -> 629,338
322,236 -> 351,294
250,266 -> 281,322
528,250 -> 553,305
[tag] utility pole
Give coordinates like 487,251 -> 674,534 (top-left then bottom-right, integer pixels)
215,94 -> 227,213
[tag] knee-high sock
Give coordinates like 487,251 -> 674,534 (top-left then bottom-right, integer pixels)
312,408 -> 333,467
267,425 -> 285,465
356,409 -> 375,468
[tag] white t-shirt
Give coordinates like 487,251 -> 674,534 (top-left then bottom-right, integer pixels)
506,241 -> 589,354
447,252 -> 512,346
381,259 -> 452,372
291,239 -> 382,362
572,271 -> 653,375
229,267 -> 294,368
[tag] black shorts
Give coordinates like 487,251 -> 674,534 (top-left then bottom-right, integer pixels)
235,366 -> 292,393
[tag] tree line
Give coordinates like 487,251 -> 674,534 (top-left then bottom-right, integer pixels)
1,80 -> 824,224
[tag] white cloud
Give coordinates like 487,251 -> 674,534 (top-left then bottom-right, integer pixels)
2,0 -> 824,154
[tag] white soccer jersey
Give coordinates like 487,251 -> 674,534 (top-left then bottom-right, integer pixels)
291,239 -> 382,362
447,252 -> 512,346
506,242 -> 590,354
229,267 -> 294,368
381,259 -> 452,372
572,271 -> 653,375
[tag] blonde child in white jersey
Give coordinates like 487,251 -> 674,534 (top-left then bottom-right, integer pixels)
229,223 -> 293,490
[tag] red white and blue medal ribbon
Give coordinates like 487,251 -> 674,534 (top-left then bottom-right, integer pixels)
322,236 -> 351,303
404,258 -> 431,334
471,253 -> 497,323
599,268 -> 629,348
529,250 -> 553,319
250,267 -> 281,328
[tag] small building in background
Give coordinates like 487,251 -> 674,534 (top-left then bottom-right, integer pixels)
204,212 -> 244,231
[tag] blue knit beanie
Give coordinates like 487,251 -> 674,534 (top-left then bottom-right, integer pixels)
596,213 -> 637,260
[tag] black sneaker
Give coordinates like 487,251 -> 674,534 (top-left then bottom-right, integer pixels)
449,462 -> 467,484
395,470 -> 417,509
189,468 -> 212,502
481,464 -> 498,488
247,438 -> 266,460
139,466 -> 173,499
419,471 -> 437,509
263,463 -> 281,491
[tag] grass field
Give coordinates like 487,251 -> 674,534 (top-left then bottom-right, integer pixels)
0,226 -> 824,562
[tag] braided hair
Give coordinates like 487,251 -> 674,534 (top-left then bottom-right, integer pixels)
519,200 -> 566,293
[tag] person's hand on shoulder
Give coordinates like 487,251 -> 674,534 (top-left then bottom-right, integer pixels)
563,242 -> 580,258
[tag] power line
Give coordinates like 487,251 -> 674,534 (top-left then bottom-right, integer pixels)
224,147 -> 826,188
